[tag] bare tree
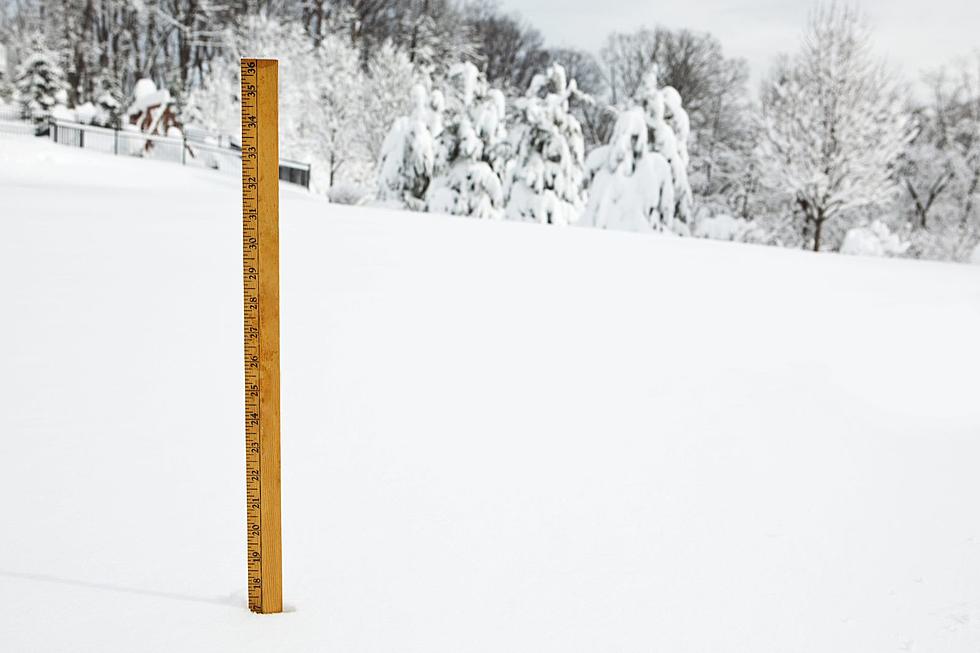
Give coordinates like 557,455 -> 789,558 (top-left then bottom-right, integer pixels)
462,0 -> 547,92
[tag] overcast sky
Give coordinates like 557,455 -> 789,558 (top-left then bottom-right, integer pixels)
498,0 -> 980,89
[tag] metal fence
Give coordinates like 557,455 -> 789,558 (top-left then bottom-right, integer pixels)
0,114 -> 312,189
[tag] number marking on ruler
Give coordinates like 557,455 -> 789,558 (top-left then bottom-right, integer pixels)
240,57 -> 282,615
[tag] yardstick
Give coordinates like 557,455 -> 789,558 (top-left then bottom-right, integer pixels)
240,58 -> 282,615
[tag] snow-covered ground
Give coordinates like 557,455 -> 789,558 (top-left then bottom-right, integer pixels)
2,136 -> 980,652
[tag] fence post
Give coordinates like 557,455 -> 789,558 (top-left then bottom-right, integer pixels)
79,128 -> 84,149
182,137 -> 187,165
51,121 -> 57,144
114,129 -> 119,155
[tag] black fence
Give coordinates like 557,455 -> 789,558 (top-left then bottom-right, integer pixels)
44,120 -> 311,189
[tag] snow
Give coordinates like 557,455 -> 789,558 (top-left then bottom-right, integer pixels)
74,101 -> 98,125
3,137 -> 980,652
694,213 -> 749,241
128,84 -> 172,116
841,221 -> 911,257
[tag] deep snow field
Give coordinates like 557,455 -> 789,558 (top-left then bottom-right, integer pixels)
2,136 -> 980,652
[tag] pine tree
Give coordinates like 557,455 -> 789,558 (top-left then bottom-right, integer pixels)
427,62 -> 506,219
504,64 -> 589,225
377,84 -> 438,209
634,68 -> 693,225
91,74 -> 124,128
582,108 -> 675,231
15,35 -> 69,122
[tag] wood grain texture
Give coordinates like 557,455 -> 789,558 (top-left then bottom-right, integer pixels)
241,58 -> 282,615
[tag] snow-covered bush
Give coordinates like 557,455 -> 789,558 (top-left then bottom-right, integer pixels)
840,221 -> 910,257
377,84 -> 438,210
426,63 -> 507,219
504,64 -> 589,226
581,108 -> 675,232
971,243 -> 980,265
14,38 -> 68,122
50,88 -> 74,121
328,183 -> 372,206
694,214 -> 751,241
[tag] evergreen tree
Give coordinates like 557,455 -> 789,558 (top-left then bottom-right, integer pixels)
14,35 -> 68,121
505,64 -> 589,225
634,68 -> 693,225
582,108 -> 675,232
377,84 -> 438,209
427,62 -> 507,219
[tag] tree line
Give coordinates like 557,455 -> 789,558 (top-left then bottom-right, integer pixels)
1,0 -> 978,262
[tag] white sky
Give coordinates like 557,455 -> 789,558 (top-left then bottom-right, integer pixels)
498,0 -> 980,89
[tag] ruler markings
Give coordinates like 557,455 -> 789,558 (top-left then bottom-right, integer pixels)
241,57 -> 282,615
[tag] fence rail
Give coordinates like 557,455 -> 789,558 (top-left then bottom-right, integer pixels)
0,113 -> 311,189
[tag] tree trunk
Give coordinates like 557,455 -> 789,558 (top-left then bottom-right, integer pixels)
813,217 -> 824,252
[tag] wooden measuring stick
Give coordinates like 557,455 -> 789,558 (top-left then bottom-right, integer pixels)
240,58 -> 282,615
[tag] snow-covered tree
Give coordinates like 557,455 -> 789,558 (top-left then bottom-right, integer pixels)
0,42 -> 13,102
635,68 -> 694,225
757,4 -> 914,251
377,84 -> 438,209
581,108 -> 675,232
181,57 -> 240,141
426,62 -> 506,219
300,30 -> 368,189
362,42 -> 420,164
395,0 -> 478,76
90,75 -> 123,127
901,59 -> 980,262
14,36 -> 68,121
228,15 -> 372,192
504,63 -> 589,225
